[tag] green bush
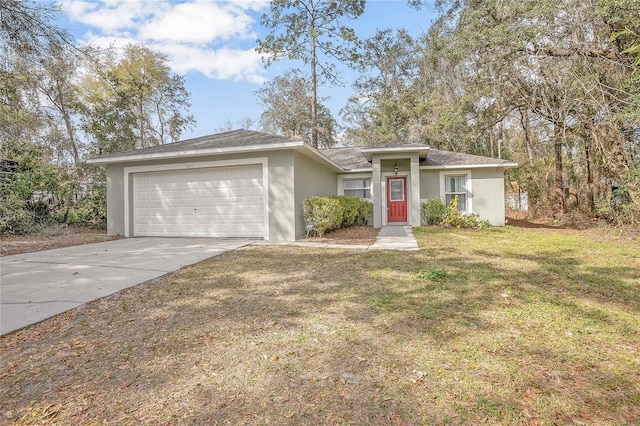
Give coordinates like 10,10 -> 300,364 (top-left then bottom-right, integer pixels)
441,195 -> 488,229
303,196 -> 373,236
330,195 -> 360,228
356,199 -> 373,225
0,197 -> 39,234
421,198 -> 447,225
596,169 -> 640,227
303,196 -> 343,237
76,185 -> 107,228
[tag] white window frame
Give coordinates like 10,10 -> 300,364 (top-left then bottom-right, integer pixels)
338,174 -> 372,201
439,170 -> 472,214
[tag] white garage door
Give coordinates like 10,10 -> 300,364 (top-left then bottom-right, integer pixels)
133,165 -> 264,238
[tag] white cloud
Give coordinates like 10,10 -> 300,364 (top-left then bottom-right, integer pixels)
63,1 -> 153,33
139,1 -> 253,43
158,43 -> 265,84
61,0 -> 269,83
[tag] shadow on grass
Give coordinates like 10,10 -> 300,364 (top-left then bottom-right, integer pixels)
1,228 -> 639,424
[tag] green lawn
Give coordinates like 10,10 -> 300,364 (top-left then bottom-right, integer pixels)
1,226 -> 638,424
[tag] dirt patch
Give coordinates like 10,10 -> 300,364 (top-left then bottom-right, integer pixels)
303,226 -> 379,245
505,216 -> 590,234
506,215 -> 599,230
506,216 -> 640,243
1,225 -> 119,256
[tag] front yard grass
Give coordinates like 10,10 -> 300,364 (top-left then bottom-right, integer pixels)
1,226 -> 639,424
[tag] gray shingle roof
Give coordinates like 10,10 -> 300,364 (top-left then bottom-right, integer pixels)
89,129 -> 303,161
320,147 -> 371,170
423,150 -> 516,167
88,129 -> 516,170
320,147 -> 515,171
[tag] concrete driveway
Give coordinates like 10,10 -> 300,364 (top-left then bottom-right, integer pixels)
0,238 -> 250,335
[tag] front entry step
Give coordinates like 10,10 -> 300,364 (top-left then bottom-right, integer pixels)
370,226 -> 419,251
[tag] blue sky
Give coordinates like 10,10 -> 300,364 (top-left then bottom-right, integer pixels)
59,0 -> 439,140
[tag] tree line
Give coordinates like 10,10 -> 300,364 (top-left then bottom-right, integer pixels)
258,0 -> 639,222
1,0 -> 638,234
1,1 -> 195,232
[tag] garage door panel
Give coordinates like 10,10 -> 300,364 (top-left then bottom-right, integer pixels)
229,187 -> 255,197
238,204 -> 264,215
170,171 -> 187,182
195,189 -> 214,199
230,178 -> 259,187
149,190 -> 176,200
134,165 -> 264,238
135,207 -> 149,218
243,187 -> 264,196
246,197 -> 264,205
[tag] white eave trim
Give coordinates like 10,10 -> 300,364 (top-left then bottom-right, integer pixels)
361,146 -> 429,161
86,141 -> 304,165
341,168 -> 373,173
420,162 -> 518,170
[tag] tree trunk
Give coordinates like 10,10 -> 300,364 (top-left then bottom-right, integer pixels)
519,108 -> 534,164
489,128 -> 495,157
309,2 -> 318,149
554,125 -> 565,217
55,82 -> 80,165
139,94 -> 145,148
585,133 -> 595,212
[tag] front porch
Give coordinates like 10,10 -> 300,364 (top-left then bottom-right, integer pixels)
361,144 -> 429,228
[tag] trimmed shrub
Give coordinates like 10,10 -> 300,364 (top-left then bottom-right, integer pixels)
421,198 -> 447,225
302,196 -> 343,237
356,199 -> 373,225
330,195 -> 360,228
303,196 -> 373,237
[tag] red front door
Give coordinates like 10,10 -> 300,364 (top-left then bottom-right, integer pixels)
387,176 -> 407,223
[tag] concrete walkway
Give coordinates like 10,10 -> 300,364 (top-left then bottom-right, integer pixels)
258,226 -> 420,251
0,238 -> 250,335
369,226 -> 420,251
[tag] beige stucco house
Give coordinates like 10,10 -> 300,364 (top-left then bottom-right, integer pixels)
87,129 -> 516,241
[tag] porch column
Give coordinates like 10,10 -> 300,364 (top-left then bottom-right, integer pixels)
372,155 -> 382,228
410,154 -> 421,226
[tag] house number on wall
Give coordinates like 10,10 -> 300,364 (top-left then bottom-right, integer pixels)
185,163 -> 194,169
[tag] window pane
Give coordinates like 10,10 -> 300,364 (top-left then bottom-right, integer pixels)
457,176 -> 466,192
446,177 -> 454,192
389,179 -> 404,201
457,194 -> 467,211
446,176 -> 466,192
445,194 -> 454,206
343,179 -> 371,199
345,189 -> 371,199
344,179 -> 364,189
444,174 -> 468,212
445,194 -> 466,211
